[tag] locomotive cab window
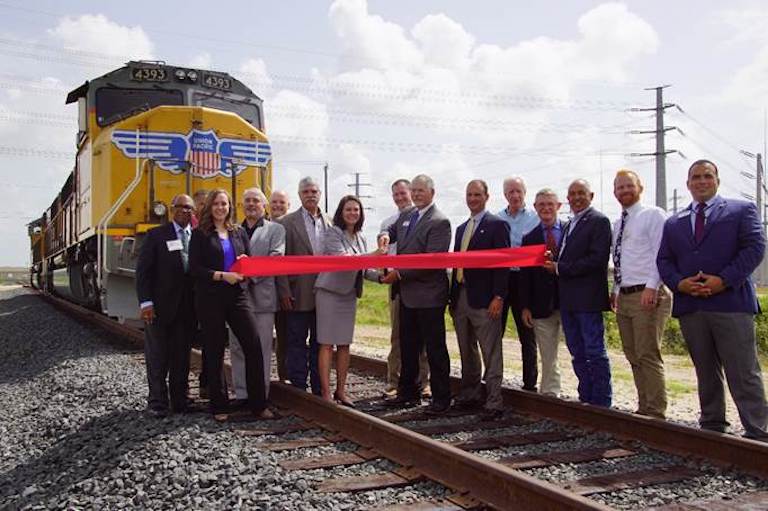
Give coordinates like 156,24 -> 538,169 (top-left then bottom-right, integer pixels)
193,92 -> 261,129
95,87 -> 184,126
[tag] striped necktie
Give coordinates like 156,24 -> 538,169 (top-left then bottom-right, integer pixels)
456,218 -> 475,283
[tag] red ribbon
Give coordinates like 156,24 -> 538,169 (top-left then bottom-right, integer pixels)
231,245 -> 547,277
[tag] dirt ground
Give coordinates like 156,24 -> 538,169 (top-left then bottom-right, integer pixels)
352,325 -> 768,434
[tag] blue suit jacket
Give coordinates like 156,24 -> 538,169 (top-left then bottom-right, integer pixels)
557,207 -> 612,312
657,196 -> 765,317
519,224 -> 558,319
449,212 -> 510,309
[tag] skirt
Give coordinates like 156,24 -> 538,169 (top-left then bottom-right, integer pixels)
316,288 -> 357,345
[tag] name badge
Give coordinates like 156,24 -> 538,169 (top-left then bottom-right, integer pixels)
166,239 -> 183,251
403,221 -> 411,227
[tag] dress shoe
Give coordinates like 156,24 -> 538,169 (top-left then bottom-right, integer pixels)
522,385 -> 537,392
480,408 -> 504,421
384,394 -> 421,408
425,401 -> 451,415
213,413 -> 229,423
420,386 -> 432,399
333,391 -> 356,409
146,406 -> 168,418
254,408 -> 275,420
453,399 -> 483,411
382,387 -> 398,398
229,398 -> 249,411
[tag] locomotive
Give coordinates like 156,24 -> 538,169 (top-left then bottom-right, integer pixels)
27,61 -> 273,322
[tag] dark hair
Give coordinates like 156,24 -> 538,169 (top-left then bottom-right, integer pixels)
467,179 -> 489,194
391,178 -> 410,190
333,195 -> 365,233
688,159 -> 719,178
198,189 -> 235,234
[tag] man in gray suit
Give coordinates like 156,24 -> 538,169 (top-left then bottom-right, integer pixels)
229,188 -> 285,406
276,177 -> 332,395
381,174 -> 453,414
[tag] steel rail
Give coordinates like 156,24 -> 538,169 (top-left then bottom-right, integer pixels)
350,354 -> 768,479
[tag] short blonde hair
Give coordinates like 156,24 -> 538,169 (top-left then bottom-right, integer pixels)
614,169 -> 643,190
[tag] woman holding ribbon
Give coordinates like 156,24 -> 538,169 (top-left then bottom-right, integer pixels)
314,195 -> 385,406
189,189 -> 271,421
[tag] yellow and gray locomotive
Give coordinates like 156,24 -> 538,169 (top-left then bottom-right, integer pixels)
28,61 -> 272,321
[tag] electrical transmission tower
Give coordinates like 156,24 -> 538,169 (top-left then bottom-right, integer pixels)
628,85 -> 680,211
347,172 -> 373,210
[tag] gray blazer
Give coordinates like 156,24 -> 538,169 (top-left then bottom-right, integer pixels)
386,204 -> 452,308
246,220 -> 286,313
314,226 -> 379,297
275,208 -> 332,311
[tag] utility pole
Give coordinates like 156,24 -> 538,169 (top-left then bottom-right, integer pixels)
628,85 -> 678,211
669,188 -> 679,214
323,162 -> 329,214
347,172 -> 373,210
758,153 -> 763,226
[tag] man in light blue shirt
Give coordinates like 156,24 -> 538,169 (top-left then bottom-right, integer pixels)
498,176 -> 540,391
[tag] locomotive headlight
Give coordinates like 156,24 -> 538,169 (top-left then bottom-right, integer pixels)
152,202 -> 167,217
187,71 -> 198,82
174,69 -> 187,80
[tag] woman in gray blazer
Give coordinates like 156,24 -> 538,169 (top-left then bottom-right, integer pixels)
315,195 -> 383,405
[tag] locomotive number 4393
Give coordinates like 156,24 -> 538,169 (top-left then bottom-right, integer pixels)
130,67 -> 168,82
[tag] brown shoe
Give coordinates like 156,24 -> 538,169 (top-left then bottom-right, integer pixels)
213,413 -> 228,423
420,386 -> 432,399
255,408 -> 275,419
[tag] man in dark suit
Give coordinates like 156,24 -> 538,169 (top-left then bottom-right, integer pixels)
136,194 -> 196,416
520,188 -> 565,397
545,179 -> 612,407
276,177 -> 332,395
381,174 -> 453,414
449,179 -> 510,419
657,159 -> 767,440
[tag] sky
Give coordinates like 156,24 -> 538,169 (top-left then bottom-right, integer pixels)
1,0 -> 767,266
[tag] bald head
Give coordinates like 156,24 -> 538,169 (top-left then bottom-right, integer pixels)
171,194 -> 194,227
269,190 -> 290,219
567,179 -> 594,214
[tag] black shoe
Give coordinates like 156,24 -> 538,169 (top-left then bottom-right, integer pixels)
425,401 -> 451,415
229,398 -> 249,411
146,406 -> 168,418
480,408 -> 504,421
384,394 -> 421,408
522,385 -> 537,392
453,399 -> 483,411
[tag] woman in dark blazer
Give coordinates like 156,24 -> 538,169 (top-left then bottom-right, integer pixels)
189,188 -> 270,420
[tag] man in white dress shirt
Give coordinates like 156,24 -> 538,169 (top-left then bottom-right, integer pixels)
611,169 -> 672,419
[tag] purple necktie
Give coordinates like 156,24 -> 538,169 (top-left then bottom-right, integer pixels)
694,202 -> 706,243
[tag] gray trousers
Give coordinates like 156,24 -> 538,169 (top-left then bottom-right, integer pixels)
451,287 -> 504,410
230,312 -> 274,399
679,311 -> 768,439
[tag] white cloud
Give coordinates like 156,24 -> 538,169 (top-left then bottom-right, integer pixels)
239,58 -> 274,93
48,14 -> 153,61
187,52 -> 212,69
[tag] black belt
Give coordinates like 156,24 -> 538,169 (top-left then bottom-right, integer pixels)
619,284 -> 646,295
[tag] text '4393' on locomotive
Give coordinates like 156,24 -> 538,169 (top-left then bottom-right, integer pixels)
27,61 -> 273,323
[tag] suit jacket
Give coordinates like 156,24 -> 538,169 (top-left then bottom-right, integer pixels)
189,225 -> 252,295
519,223 -> 559,318
245,219 -> 285,313
557,207 -> 611,312
657,196 -> 765,317
275,208 -> 332,311
387,204 -> 452,309
449,212 -> 510,309
314,226 -> 379,298
135,223 -> 194,326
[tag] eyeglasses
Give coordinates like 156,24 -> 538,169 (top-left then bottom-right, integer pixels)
173,204 -> 194,211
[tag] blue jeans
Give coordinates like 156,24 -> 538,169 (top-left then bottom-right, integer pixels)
286,310 -> 320,395
561,311 -> 612,407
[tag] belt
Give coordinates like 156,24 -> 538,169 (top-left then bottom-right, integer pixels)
619,284 -> 646,295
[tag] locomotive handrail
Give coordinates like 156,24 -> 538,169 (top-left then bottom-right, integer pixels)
96,128 -> 146,313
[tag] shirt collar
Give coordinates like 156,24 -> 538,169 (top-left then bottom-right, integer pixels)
503,205 -> 529,218
417,203 -> 434,215
689,194 -> 719,211
302,207 -> 321,221
541,219 -> 562,230
468,210 -> 486,223
173,221 -> 190,235
624,202 -> 643,215
570,206 -> 591,222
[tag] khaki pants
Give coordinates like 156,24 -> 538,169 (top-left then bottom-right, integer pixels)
451,287 -> 504,410
616,287 -> 672,418
387,294 -> 429,390
532,311 -> 563,397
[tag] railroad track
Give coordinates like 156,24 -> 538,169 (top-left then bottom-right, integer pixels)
35,290 -> 768,510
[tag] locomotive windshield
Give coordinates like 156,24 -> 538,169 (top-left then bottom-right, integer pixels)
95,87 -> 184,126
194,92 -> 261,129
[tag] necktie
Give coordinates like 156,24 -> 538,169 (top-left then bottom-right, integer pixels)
545,225 -> 558,260
694,202 -> 706,243
180,228 -> 189,273
612,210 -> 628,286
404,209 -> 419,238
456,218 -> 475,283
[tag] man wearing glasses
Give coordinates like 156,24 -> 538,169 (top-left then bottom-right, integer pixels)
136,194 -> 198,416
